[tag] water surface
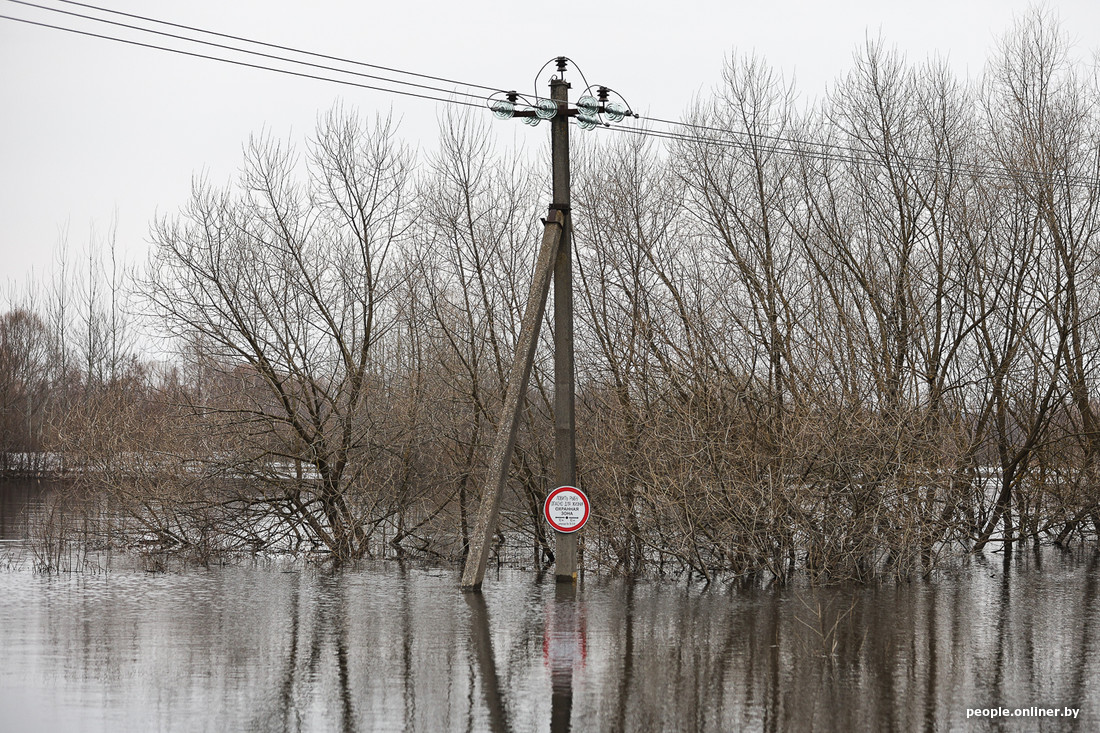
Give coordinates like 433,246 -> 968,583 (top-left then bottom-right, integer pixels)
1,480 -> 1097,732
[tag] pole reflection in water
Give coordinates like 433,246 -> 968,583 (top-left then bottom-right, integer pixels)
465,592 -> 511,733
546,582 -> 585,733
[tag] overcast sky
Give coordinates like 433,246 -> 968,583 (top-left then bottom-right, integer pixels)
3,0 -> 1099,301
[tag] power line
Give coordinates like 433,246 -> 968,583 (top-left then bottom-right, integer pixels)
631,114 -> 1100,190
611,124 -> 962,185
51,0 -> 505,94
601,118 -> 1100,190
601,122 -> 972,176
6,0 -> 492,105
5,1 -> 1098,189
637,112 -> 1013,182
0,12 -> 488,110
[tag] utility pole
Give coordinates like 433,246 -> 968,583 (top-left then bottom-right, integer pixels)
461,58 -> 634,592
550,71 -> 578,582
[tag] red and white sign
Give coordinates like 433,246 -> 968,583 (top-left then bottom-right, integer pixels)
543,486 -> 590,533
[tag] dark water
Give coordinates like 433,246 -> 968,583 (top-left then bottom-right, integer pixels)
1,481 -> 1098,732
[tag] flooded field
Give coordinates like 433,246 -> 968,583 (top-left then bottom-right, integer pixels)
0,480 -> 1097,732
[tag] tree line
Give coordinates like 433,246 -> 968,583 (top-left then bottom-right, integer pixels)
2,10 -> 1098,580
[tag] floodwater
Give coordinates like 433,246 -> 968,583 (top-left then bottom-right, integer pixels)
1,480 -> 1098,732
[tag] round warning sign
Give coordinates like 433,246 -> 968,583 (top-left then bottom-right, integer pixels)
543,486 -> 590,533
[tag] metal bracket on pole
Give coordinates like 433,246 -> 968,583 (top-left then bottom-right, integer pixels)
461,210 -> 565,592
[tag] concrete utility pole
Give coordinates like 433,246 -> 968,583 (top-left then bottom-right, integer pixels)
461,58 -> 634,592
550,75 -> 578,583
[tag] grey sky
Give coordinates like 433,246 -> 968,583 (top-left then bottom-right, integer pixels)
2,0 -> 1098,298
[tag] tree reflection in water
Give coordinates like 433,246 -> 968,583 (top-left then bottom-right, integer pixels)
0,553 -> 1097,731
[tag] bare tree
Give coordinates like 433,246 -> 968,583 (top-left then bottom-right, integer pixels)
141,107 -> 414,560
413,110 -> 549,562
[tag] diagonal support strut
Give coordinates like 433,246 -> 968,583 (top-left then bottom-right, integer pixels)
461,209 -> 565,591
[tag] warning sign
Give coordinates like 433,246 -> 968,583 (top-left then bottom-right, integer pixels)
543,486 -> 590,533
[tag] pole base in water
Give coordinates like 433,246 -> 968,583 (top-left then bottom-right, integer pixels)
554,530 -> 577,581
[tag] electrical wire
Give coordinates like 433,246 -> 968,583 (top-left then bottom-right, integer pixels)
0,12 -> 488,109
562,57 -> 593,102
598,122 -> 899,171
633,113 -> 1100,189
50,0 -> 506,94
4,1 -> 1098,189
6,0 -> 492,105
593,122 -> 1100,189
640,112 -> 995,180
